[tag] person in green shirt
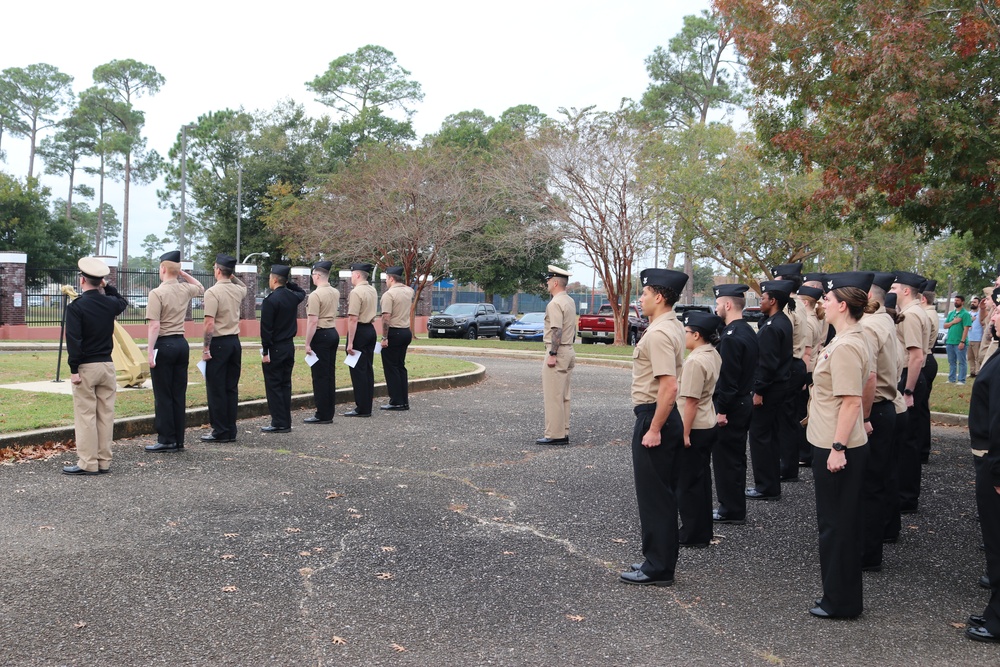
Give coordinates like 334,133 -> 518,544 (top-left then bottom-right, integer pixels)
944,294 -> 973,383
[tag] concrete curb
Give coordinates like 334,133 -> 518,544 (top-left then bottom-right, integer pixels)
0,362 -> 485,449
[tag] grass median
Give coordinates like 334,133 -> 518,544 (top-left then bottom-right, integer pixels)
0,349 -> 475,434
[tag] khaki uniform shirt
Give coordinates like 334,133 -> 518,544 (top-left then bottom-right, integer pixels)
679,343 -> 722,429
899,301 -> 929,360
147,278 -> 201,335
347,282 -> 378,324
860,306 -> 901,403
380,284 -> 414,329
308,284 -> 341,328
632,310 -> 684,405
544,291 -> 578,346
203,278 -> 246,336
787,297 -> 808,359
892,328 -> 908,414
921,305 -> 938,355
804,308 -> 822,371
807,323 -> 871,449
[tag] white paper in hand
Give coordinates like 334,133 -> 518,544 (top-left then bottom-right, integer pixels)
344,349 -> 361,368
196,359 -> 207,377
374,341 -> 383,354
305,351 -> 319,367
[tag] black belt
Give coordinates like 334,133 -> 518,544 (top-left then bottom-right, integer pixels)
359,321 -> 375,326
214,334 -> 238,339
317,327 -> 337,330
389,326 -> 409,331
159,334 -> 184,339
633,403 -> 657,415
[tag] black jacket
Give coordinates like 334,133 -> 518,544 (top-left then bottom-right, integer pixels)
260,282 -> 305,354
970,351 -> 1000,486
715,319 -> 759,415
753,311 -> 793,395
66,284 -> 129,373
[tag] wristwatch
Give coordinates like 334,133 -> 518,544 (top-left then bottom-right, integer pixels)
832,441 -> 847,452
903,388 -> 914,396
548,351 -> 558,356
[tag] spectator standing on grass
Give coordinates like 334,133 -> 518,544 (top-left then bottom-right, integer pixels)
944,294 -> 973,384
970,297 -> 985,377
62,257 -> 129,475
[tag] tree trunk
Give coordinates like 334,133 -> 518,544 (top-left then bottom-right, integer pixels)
66,164 -> 75,222
122,152 -> 131,269
510,292 -> 520,316
28,126 -> 37,179
96,154 -> 105,255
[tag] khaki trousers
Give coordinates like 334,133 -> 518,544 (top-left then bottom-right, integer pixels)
73,362 -> 117,472
969,339 -> 982,375
541,348 -> 575,438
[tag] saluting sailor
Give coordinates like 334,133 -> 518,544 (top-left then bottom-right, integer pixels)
200,254 -> 247,443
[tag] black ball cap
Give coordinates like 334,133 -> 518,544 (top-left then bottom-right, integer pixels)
385,265 -> 404,277
771,262 -> 803,278
798,285 -> 824,300
893,271 -> 925,289
760,279 -> 795,295
216,254 -> 237,271
802,272 -> 826,283
921,278 -> 938,292
349,262 -> 374,273
713,283 -> 749,298
640,268 -> 688,293
270,264 -> 291,279
992,287 -> 1000,307
870,271 -> 895,292
884,292 -> 898,309
312,260 -> 333,272
824,271 -> 874,292
160,250 -> 181,263
683,311 -> 722,333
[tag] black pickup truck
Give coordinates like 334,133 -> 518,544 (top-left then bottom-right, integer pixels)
427,303 -> 516,339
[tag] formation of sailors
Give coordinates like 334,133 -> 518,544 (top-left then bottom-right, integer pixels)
620,263 -> 1000,643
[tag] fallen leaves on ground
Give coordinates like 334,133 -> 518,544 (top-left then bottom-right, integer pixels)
279,491 -> 293,496
390,643 -> 406,652
331,636 -> 347,645
299,568 -> 314,576
566,614 -> 585,622
223,533 -> 240,538
73,621 -> 87,629
951,622 -> 967,629
448,503 -> 468,512
298,551 -> 312,557
220,554 -> 236,560
0,440 -> 74,464
221,585 -> 238,592
38,526 -> 54,531
375,572 -> 394,580
610,538 -> 627,544
381,546 -> 396,552
285,527 -> 302,533
325,491 -> 344,499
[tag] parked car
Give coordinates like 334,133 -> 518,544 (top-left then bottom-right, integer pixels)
742,306 -> 766,324
935,314 -> 946,354
674,304 -> 713,316
130,296 -> 148,308
428,303 -> 509,339
27,295 -> 44,307
578,303 -> 648,345
503,312 -> 545,341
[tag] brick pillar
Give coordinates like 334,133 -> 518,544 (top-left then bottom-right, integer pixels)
415,282 -> 432,316
235,264 -> 257,320
0,252 -> 28,326
338,270 -> 352,316
96,255 -> 119,289
291,266 -> 311,319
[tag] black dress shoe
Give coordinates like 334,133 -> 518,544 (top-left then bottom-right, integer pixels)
809,606 -> 833,618
712,510 -> 746,525
619,570 -> 674,587
883,535 -> 898,544
62,465 -> 98,476
303,417 -> 333,424
969,615 -> 987,627
629,563 -> 644,572
200,434 -> 235,442
780,476 -> 799,483
342,410 -> 371,418
980,575 -> 991,589
145,442 -> 179,452
379,404 -> 409,411
535,437 -> 569,445
900,505 -> 919,514
966,625 -> 1000,643
260,425 -> 291,433
745,488 -> 780,501
798,459 -> 811,467
861,564 -> 882,572
98,468 -> 110,474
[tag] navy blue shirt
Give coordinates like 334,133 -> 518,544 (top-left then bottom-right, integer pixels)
260,282 -> 306,354
65,284 -> 129,373
714,319 -> 759,414
754,311 -> 793,394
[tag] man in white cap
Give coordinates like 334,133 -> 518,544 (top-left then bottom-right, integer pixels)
62,257 -> 129,475
536,265 -> 577,445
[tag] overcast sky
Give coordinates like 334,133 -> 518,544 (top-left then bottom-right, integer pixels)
3,0 -> 712,280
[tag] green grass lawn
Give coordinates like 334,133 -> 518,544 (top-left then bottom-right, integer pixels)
0,349 -> 475,434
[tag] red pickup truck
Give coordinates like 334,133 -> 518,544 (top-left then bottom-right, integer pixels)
578,303 -> 648,345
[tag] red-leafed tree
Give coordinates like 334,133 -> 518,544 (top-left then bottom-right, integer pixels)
716,0 -> 1000,244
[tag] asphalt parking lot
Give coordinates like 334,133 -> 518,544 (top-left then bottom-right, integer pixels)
0,355 -> 995,666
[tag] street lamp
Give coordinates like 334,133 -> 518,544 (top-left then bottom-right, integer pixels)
242,252 -> 269,264
179,122 -> 197,259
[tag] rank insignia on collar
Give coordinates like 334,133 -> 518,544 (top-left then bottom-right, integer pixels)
727,330 -> 733,335
766,320 -> 772,325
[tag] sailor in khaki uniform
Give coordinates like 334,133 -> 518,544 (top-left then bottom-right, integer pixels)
918,281 -> 939,463
808,272 -> 874,620
890,271 -> 930,514
796,285 -> 824,466
379,266 -> 415,411
677,311 -> 722,548
882,291 -> 909,544
858,272 -> 900,571
200,253 -> 247,443
620,268 -> 688,587
537,265 -> 577,445
62,257 -> 129,475
344,262 -> 378,417
145,250 -> 205,452
303,260 -> 340,423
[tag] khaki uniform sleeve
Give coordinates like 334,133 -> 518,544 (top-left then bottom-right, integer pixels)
650,329 -> 677,378
203,289 -> 219,319
146,291 -> 162,321
830,340 -> 867,397
678,355 -> 706,399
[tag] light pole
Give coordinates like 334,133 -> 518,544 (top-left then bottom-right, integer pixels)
236,166 -> 242,262
179,123 -> 197,259
242,252 -> 269,264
